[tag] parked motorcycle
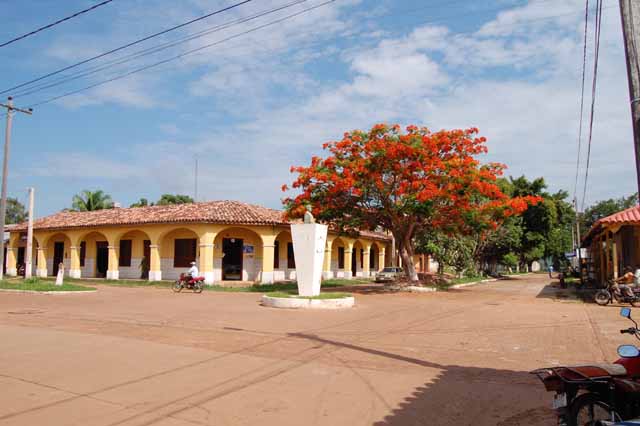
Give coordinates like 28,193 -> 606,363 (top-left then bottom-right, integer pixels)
595,280 -> 640,307
531,307 -> 640,426
173,273 -> 205,293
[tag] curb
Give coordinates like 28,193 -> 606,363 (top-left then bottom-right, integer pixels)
261,295 -> 355,309
0,288 -> 97,295
449,278 -> 498,289
406,286 -> 437,293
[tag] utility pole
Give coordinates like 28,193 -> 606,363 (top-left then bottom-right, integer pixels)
0,97 -> 32,280
620,0 -> 640,202
24,187 -> 34,279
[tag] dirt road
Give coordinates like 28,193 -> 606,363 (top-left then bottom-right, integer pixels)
0,274 -> 631,425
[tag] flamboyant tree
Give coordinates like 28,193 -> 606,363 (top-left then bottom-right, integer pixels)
283,124 -> 541,281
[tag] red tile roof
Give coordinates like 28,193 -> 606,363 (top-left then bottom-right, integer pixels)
596,205 -> 640,225
582,205 -> 640,246
10,200 -> 390,241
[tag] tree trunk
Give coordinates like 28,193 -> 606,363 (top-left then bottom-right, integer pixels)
399,247 -> 419,282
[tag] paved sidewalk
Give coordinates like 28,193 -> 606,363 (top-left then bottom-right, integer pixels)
0,275 -> 630,425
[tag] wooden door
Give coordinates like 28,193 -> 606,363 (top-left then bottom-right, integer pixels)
222,238 -> 243,280
96,241 -> 108,278
53,242 -> 64,275
142,240 -> 150,279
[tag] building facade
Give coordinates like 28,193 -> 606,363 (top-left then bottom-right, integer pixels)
6,201 -> 391,284
583,205 -> 640,286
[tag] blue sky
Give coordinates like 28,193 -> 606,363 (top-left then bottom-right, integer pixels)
0,0 -> 633,217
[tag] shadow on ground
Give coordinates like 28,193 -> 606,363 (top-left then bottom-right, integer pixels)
536,282 -> 596,303
290,333 -> 555,426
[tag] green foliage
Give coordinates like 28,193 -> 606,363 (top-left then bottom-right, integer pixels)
501,253 -> 518,269
72,190 -> 114,211
5,197 -> 26,224
416,230 -> 476,277
580,193 -> 638,236
422,176 -> 576,275
506,176 -> 575,269
156,194 -> 194,205
130,198 -> 151,208
0,279 -> 94,292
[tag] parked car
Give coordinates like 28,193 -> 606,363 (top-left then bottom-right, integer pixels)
374,267 -> 404,283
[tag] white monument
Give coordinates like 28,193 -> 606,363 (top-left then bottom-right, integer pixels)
55,262 -> 64,286
290,212 -> 328,297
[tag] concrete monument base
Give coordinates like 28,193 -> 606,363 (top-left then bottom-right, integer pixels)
261,294 -> 355,310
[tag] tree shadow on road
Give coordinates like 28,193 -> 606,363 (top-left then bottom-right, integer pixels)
536,282 -> 595,303
289,333 -> 555,426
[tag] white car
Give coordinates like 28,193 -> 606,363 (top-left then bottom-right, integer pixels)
374,267 -> 404,283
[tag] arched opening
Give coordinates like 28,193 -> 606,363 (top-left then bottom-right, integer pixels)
78,231 -> 110,278
118,230 -> 152,279
331,237 -> 347,278
160,228 -> 200,281
45,233 -> 73,277
274,230 -> 295,281
370,241 -> 381,273
352,240 -> 364,277
214,227 -> 263,282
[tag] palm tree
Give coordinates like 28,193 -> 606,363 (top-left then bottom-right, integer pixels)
72,190 -> 114,212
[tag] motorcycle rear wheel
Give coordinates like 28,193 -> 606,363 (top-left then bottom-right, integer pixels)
172,281 -> 183,293
568,393 -> 620,426
194,282 -> 203,293
594,290 -> 611,306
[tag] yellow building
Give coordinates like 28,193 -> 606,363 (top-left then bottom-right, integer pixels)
6,200 -> 390,285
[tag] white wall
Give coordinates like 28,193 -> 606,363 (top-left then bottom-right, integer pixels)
119,257 -> 142,279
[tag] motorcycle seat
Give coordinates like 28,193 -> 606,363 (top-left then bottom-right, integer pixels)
567,364 -> 628,378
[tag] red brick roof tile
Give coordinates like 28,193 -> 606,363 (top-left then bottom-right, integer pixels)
14,201 -> 289,231
597,205 -> 640,225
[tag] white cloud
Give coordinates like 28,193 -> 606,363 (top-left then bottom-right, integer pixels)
26,0 -> 636,212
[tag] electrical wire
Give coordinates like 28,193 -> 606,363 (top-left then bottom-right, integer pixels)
13,0 -> 607,102
0,0 -> 115,48
26,0 -> 337,108
11,0 -> 310,99
0,0 -> 255,95
581,0 -> 604,212
573,0 -> 590,212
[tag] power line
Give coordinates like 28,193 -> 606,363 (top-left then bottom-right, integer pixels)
13,0 -> 608,102
0,0 -> 115,48
573,0 -> 590,210
27,0 -> 337,108
11,0 -> 310,99
581,0 -> 604,212
0,0 -> 255,95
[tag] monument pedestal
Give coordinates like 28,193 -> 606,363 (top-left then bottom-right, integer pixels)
291,223 -> 328,297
